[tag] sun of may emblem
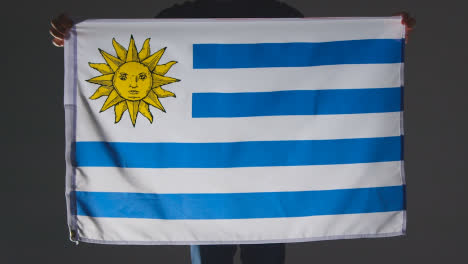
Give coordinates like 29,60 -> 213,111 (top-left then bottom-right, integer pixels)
86,35 -> 180,126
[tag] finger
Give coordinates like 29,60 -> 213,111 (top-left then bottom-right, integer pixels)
49,26 -> 65,40
403,18 -> 415,28
405,30 -> 412,43
407,17 -> 416,28
55,13 -> 74,28
52,38 -> 64,47
51,13 -> 73,33
51,19 -> 69,35
405,25 -> 414,37
398,12 -> 409,25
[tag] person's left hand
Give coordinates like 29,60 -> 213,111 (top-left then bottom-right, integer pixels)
49,13 -> 74,47
393,11 -> 416,44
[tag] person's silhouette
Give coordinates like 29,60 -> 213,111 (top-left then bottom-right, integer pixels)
49,1 -> 415,263
156,2 -> 301,262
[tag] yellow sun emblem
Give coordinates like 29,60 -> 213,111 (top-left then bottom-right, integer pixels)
86,35 -> 179,126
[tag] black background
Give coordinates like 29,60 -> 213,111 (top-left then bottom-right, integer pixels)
4,0 -> 468,263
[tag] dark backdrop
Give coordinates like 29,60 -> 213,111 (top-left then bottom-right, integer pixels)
4,0 -> 468,263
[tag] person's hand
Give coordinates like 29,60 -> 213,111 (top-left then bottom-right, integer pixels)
49,13 -> 74,47
393,11 -> 416,44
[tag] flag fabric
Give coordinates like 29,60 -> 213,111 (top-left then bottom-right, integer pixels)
63,17 -> 406,245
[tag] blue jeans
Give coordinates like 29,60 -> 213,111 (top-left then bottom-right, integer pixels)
190,243 -> 285,264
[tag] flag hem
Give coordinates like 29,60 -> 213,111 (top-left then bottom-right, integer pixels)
399,20 -> 407,235
64,26 -> 79,243
74,231 -> 406,245
74,16 -> 403,25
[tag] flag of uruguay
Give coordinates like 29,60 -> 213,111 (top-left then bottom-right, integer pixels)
63,17 -> 406,245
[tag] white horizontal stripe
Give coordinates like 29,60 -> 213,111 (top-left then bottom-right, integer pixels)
77,17 -> 403,44
76,111 -> 401,142
77,211 -> 404,244
190,64 -> 402,93
76,161 -> 402,193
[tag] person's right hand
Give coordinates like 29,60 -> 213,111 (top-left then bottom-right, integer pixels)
49,13 -> 74,47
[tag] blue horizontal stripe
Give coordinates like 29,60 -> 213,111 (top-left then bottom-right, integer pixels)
75,185 -> 405,219
192,87 -> 401,118
75,136 -> 402,168
193,39 -> 404,69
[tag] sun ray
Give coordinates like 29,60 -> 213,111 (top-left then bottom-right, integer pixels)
143,90 -> 166,112
152,74 -> 180,88
86,74 -> 114,86
89,86 -> 113,99
126,101 -> 140,126
153,87 -> 176,98
100,90 -> 124,112
114,101 -> 128,123
138,38 -> 151,61
99,49 -> 124,71
141,47 -> 166,71
139,101 -> 153,123
89,63 -> 114,74
112,38 -> 127,61
126,35 -> 139,62
154,61 -> 177,76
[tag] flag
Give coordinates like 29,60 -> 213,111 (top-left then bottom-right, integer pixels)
63,17 -> 406,245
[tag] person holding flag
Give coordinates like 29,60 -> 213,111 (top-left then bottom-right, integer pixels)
50,1 -> 415,263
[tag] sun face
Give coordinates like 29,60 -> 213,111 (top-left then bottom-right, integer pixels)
86,36 -> 179,126
113,62 -> 153,101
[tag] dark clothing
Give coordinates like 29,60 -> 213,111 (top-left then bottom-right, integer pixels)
156,0 -> 303,19
191,243 -> 286,264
